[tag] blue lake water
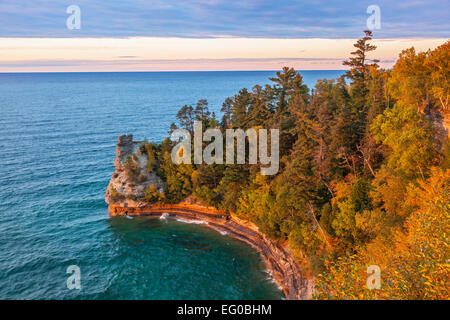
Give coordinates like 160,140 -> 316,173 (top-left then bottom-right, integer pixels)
0,70 -> 344,299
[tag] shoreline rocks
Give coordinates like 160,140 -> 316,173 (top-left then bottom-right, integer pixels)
107,202 -> 313,300
105,135 -> 313,300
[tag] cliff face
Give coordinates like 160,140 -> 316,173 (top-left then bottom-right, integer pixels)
105,135 -> 313,300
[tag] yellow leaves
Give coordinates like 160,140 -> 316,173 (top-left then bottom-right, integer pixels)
331,179 -> 351,203
315,168 -> 449,299
253,172 -> 268,187
388,41 -> 450,114
190,169 -> 200,185
387,168 -> 449,299
407,168 -> 450,210
425,41 -> 450,111
370,167 -> 408,216
144,184 -> 163,203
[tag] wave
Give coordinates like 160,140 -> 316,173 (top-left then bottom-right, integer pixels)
174,217 -> 208,225
159,213 -> 208,225
159,212 -> 169,220
264,268 -> 284,291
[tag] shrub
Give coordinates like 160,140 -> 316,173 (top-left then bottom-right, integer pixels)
124,156 -> 140,181
144,184 -> 162,203
110,186 -> 125,202
193,186 -> 219,207
127,194 -> 138,201
145,143 -> 158,173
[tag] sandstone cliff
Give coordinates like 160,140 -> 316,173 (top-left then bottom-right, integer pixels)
105,135 -> 164,207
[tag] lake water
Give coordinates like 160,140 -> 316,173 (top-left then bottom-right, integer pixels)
0,70 -> 343,299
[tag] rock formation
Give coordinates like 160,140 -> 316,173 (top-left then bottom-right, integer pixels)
105,135 -> 164,207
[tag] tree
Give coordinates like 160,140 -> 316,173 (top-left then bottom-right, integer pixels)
269,67 -> 310,156
331,177 -> 373,245
426,41 -> 449,112
159,151 -> 193,202
371,103 -> 435,180
343,30 -> 379,99
269,66 -> 309,113
246,85 -> 271,128
176,104 -> 195,132
230,88 -> 252,129
343,30 -> 380,159
220,97 -> 233,128
194,99 -> 211,127
315,168 -> 450,300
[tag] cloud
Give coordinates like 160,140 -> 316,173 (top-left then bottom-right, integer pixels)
0,0 -> 448,38
0,36 -> 445,72
0,57 -> 409,73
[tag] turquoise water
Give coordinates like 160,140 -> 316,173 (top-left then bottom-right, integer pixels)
0,71 -> 344,299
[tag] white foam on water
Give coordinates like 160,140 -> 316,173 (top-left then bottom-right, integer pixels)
159,212 -> 169,220
264,268 -> 283,291
175,217 -> 208,225
264,268 -> 273,279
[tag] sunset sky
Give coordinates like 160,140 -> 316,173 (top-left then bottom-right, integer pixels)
0,0 -> 448,72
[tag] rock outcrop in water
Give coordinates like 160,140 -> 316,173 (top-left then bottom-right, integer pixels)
105,135 -> 164,207
105,135 -> 313,300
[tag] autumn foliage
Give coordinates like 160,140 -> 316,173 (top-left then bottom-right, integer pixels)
144,31 -> 449,299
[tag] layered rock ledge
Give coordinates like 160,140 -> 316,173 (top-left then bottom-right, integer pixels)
107,202 -> 313,299
105,135 -> 313,300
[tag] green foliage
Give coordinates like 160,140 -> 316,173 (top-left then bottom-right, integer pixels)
144,184 -> 163,203
124,156 -> 140,181
176,99 -> 218,132
109,186 -> 125,202
319,203 -> 334,235
159,151 -> 193,203
388,41 -> 449,114
371,103 -> 434,179
193,185 -> 219,207
331,177 -> 373,244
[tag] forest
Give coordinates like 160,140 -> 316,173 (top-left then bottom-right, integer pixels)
128,31 -> 449,299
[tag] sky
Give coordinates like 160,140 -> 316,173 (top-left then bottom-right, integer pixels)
0,0 -> 448,72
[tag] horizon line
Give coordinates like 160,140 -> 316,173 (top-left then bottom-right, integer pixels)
0,69 -> 347,74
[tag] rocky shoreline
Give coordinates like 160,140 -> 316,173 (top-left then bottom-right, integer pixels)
107,202 -> 313,300
105,135 -> 313,299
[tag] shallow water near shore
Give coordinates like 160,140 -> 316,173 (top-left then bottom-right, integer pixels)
0,71 -> 343,299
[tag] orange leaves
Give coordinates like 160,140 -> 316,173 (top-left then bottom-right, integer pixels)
405,167 -> 450,209
315,168 -> 449,299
